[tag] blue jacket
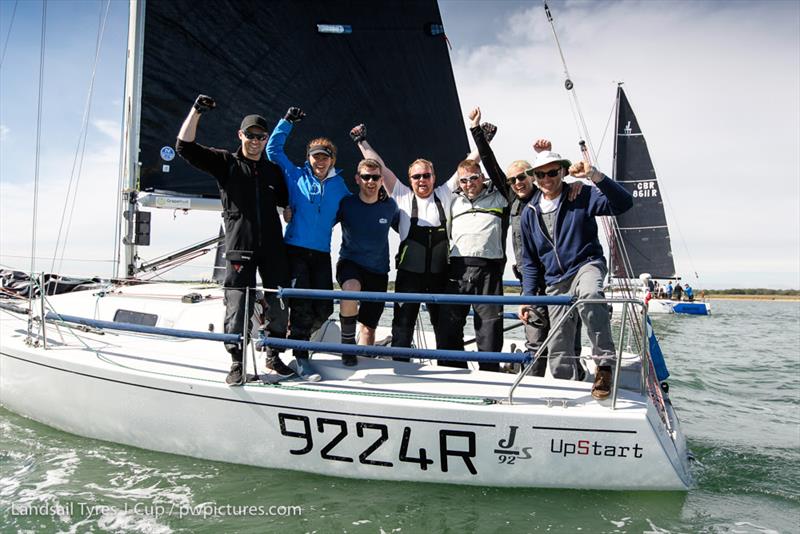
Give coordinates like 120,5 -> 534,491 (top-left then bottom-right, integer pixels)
520,176 -> 633,292
266,118 -> 351,253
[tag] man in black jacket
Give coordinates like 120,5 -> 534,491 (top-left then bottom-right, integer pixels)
176,95 -> 292,386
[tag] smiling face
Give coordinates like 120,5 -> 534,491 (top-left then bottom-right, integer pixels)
238,127 -> 267,161
533,163 -> 565,199
356,161 -> 383,202
457,161 -> 484,200
506,161 -> 535,200
309,153 -> 333,179
408,161 -> 435,198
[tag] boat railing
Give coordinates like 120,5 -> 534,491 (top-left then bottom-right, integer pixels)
272,287 -> 655,409
24,281 -> 658,412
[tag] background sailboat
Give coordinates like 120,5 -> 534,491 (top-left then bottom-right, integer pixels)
608,85 -> 710,315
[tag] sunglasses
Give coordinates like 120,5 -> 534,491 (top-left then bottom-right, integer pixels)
534,168 -> 562,179
410,172 -> 432,181
459,173 -> 482,185
509,168 -> 537,183
243,131 -> 267,141
359,173 -> 382,182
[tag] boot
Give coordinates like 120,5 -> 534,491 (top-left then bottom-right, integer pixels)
341,354 -> 358,367
265,351 -> 295,377
225,361 -> 244,386
591,366 -> 613,400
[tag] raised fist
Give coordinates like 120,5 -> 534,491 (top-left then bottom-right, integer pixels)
481,122 -> 498,143
532,138 -> 551,153
284,107 -> 306,123
350,124 -> 367,143
193,94 -> 216,114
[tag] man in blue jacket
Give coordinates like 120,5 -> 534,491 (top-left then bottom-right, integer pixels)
267,107 -> 351,380
520,151 -> 633,399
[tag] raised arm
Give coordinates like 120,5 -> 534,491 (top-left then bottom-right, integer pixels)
175,95 -> 228,178
569,157 -> 633,215
444,120 -> 498,191
468,106 -> 510,197
266,107 -> 306,181
350,124 -> 399,194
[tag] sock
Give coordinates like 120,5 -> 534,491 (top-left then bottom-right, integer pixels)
340,314 -> 357,346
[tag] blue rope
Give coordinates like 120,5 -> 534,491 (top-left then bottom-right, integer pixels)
46,312 -> 240,344
259,336 -> 531,364
278,288 -> 573,306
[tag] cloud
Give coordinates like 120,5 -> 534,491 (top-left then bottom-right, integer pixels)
0,124 -> 8,141
442,0 -> 800,288
92,119 -> 121,143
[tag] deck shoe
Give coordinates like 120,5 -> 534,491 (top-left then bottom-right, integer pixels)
591,366 -> 613,400
295,357 -> 322,382
265,353 -> 296,377
225,362 -> 244,386
342,354 -> 358,367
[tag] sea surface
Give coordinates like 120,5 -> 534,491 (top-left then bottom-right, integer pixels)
1,299 -> 798,533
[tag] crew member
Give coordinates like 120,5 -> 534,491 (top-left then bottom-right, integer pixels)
336,159 -> 399,366
176,95 -> 291,386
438,107 -> 510,370
266,107 -> 351,380
520,150 -> 634,399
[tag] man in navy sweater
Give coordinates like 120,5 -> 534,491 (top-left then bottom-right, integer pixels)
520,152 -> 633,399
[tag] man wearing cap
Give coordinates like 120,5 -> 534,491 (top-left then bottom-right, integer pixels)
519,151 -> 633,399
506,148 -> 584,377
349,123 -> 488,352
335,158 -> 399,366
176,95 -> 291,386
267,107 -> 351,380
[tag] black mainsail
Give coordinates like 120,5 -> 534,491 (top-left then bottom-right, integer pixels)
136,0 -> 468,197
611,86 -> 676,279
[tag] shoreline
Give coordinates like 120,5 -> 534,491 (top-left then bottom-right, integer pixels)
703,295 -> 800,302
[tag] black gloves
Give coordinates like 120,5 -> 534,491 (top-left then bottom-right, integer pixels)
481,122 -> 497,143
350,123 -> 367,143
285,107 -> 306,123
193,94 -> 216,114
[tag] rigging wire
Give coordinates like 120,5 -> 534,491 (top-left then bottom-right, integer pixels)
51,0 -> 111,277
542,1 -> 645,347
29,0 -> 47,290
0,0 -> 18,70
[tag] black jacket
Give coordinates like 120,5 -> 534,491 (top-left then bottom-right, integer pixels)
175,139 -> 288,266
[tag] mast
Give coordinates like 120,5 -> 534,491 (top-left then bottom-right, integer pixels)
120,0 -> 146,278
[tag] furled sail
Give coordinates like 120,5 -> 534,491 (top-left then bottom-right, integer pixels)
611,86 -> 676,279
137,0 -> 468,197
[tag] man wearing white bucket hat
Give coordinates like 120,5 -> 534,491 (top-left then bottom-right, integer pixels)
519,151 -> 633,399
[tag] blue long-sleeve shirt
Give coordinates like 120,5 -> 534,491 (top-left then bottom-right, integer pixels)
520,176 -> 633,292
266,118 -> 351,253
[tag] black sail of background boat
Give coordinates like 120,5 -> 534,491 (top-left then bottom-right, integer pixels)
608,85 -> 710,315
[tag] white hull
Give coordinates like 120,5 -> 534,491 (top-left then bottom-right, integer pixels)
0,284 -> 691,490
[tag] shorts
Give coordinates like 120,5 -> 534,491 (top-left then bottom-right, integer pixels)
336,258 -> 389,328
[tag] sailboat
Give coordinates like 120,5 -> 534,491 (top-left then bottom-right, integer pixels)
608,85 -> 711,316
0,0 -> 692,490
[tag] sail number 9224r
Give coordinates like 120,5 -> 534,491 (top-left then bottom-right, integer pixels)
278,413 -> 478,475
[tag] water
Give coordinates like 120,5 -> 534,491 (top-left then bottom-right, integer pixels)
2,300 -> 798,533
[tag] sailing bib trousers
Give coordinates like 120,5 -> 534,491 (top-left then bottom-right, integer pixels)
391,195 -> 449,350
438,258 -> 504,371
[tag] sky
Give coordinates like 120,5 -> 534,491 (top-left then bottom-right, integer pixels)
0,0 -> 798,289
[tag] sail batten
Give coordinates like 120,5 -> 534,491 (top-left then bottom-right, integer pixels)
611,87 -> 676,279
